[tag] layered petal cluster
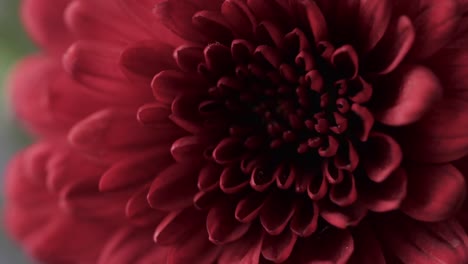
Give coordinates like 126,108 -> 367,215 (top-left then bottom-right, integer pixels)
5,0 -> 468,263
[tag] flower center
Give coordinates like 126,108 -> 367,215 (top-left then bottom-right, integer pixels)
195,29 -> 373,171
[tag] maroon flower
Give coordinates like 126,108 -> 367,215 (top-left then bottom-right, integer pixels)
6,0 -> 468,263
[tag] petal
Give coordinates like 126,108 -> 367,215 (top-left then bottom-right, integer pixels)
151,70 -> 208,104
356,0 -> 391,53
148,162 -> 201,211
8,56 -> 104,137
99,149 -> 171,191
167,229 -> 221,264
296,228 -> 354,264
198,163 -> 222,191
68,108 -> 177,160
219,166 -> 250,194
331,45 -> 359,79
348,222 -> 386,264
359,167 -> 408,212
171,136 -> 208,163
290,198 -> 319,237
63,41 -> 149,102
329,172 -> 357,207
235,191 -> 267,223
402,163 -> 465,222
120,40 -> 176,87
393,0 -> 459,59
213,137 -> 246,164
362,132 -> 402,182
374,213 -> 468,264
262,229 -> 297,263
399,97 -> 468,163
221,0 -> 256,39
260,192 -> 296,235
218,227 -> 264,264
126,185 -> 166,226
207,200 -> 251,245
154,209 -> 204,245
320,200 -> 367,229
365,16 -> 415,74
118,0 -> 184,46
21,0 -> 72,53
65,0 -> 148,46
372,65 -> 442,126
98,227 -> 169,264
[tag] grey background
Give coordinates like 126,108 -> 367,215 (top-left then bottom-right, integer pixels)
0,0 -> 35,263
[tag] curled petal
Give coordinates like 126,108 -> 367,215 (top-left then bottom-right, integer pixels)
362,132 -> 402,182
373,65 -> 442,126
148,163 -> 200,211
207,201 -> 251,245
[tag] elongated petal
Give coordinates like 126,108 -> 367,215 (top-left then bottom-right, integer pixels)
402,163 -> 465,222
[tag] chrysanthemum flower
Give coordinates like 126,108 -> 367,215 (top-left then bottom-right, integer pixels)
5,0 -> 468,263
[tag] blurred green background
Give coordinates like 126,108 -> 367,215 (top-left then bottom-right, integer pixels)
0,0 -> 35,263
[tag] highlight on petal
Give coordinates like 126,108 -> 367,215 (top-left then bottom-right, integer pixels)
372,65 -> 442,126
402,163 -> 466,222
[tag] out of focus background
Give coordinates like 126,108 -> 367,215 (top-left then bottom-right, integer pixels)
0,0 -> 35,263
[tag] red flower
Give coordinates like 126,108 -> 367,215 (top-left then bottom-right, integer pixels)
6,0 -> 468,263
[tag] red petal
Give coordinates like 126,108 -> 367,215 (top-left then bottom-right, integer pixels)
120,40 -> 176,86
359,167 -> 407,212
290,198 -> 319,237
167,229 -> 221,264
296,228 -> 354,264
348,222 -> 386,264
399,97 -> 468,163
21,0 -> 72,53
207,200 -> 251,245
154,209 -> 204,245
154,0 -> 206,43
394,0 -> 459,59
331,45 -> 359,79
126,185 -> 166,226
375,213 -> 468,264
373,65 -> 442,126
198,163 -> 223,191
98,227 -> 169,264
222,0 -> 256,38
260,192 -> 296,235
356,0 -> 391,53
218,227 -> 264,264
173,45 -> 204,72
119,0 -> 184,46
235,191 -> 267,223
137,103 -> 171,125
329,172 -> 357,207
151,70 -> 208,104
192,11 -> 234,45
219,166 -> 249,194
212,137 -> 245,164
64,41 -> 149,102
402,163 -> 465,222
69,108 -> 174,160
320,200 -> 367,229
171,136 -> 208,163
262,229 -> 297,263
362,132 -> 402,182
9,56 -> 104,137
65,0 -> 148,47
365,16 -> 415,74
148,163 -> 200,211
99,149 -> 171,191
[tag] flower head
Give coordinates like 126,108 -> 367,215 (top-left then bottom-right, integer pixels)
6,0 -> 468,263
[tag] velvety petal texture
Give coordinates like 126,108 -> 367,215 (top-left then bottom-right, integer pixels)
5,0 -> 468,263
